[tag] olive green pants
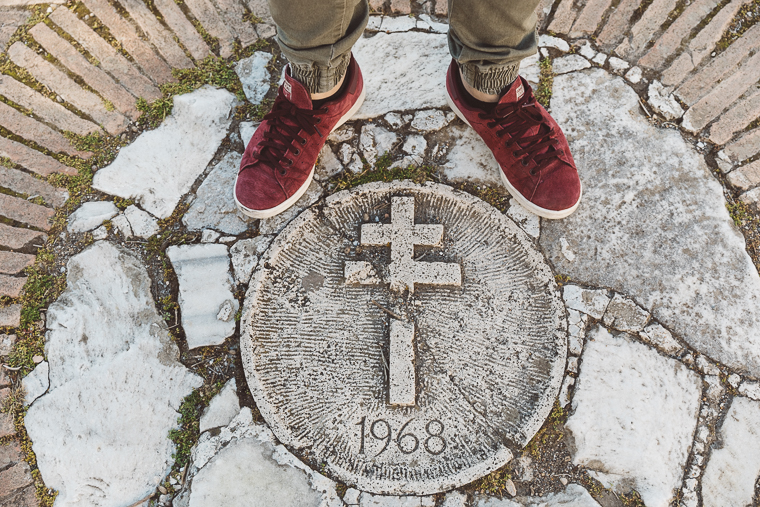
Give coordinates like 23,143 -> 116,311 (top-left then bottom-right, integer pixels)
268,0 -> 539,95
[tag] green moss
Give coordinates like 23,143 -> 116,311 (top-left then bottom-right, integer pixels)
331,153 -> 437,192
554,274 -> 571,286
716,0 -> 760,51
536,58 -> 554,109
471,465 -> 513,496
524,401 -> 566,460
169,382 -> 225,469
113,197 -> 135,210
727,201 -> 750,227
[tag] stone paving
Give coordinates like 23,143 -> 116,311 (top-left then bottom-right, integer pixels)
0,0 -> 759,506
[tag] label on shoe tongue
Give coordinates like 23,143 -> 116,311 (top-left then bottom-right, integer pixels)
515,81 -> 524,100
283,80 -> 292,100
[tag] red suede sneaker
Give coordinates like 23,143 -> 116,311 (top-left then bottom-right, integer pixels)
445,60 -> 582,219
235,55 -> 365,218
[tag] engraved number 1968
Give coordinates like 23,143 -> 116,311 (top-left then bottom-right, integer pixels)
356,417 -> 446,457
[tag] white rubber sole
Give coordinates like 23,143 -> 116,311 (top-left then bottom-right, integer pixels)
235,85 -> 367,219
445,91 -> 582,220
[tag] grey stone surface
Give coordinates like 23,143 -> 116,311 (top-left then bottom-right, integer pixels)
181,407 -> 342,507
561,285 -> 609,320
538,35 -> 570,52
24,242 -> 202,507
230,235 -> 273,285
543,69 -> 760,377
67,201 -> 119,233
0,9 -> 30,53
235,51 -> 272,104
258,179 -> 323,235
411,109 -> 451,132
93,86 -> 236,218
552,55 -> 591,75
0,334 -> 15,356
22,360 -> 48,406
123,205 -> 159,239
167,244 -> 238,349
441,124 -> 502,187
647,81 -> 684,119
353,32 -> 449,118
316,145 -> 344,181
358,493 -> 435,506
507,199 -> 540,239
565,327 -> 701,507
602,294 -> 649,332
360,124 -> 399,166
475,484 -> 600,506
702,397 -> 760,507
567,309 -> 587,356
111,214 -> 132,237
241,181 -> 566,494
638,322 -> 682,355
199,379 -> 239,433
240,121 -> 257,147
441,492 -> 467,507
183,152 -> 250,234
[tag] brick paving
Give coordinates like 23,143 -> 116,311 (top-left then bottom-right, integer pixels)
0,194 -> 55,232
0,224 -> 45,251
569,0 -> 615,37
728,159 -> 760,192
0,275 -> 26,299
0,252 -> 35,276
0,306 -> 21,329
49,6 -> 162,100
724,128 -> 760,163
0,9 -> 30,53
596,0 -> 641,47
708,87 -> 760,145
152,0 -> 211,61
29,23 -> 138,119
215,0 -> 260,49
7,41 -> 129,135
0,74 -> 99,136
0,136 -> 76,177
0,100 -> 90,158
0,166 -> 67,208
184,0 -> 237,58
118,0 -> 194,69
615,0 -> 679,59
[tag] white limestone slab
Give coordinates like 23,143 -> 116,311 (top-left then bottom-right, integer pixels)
602,294 -> 649,332
183,152 -> 250,234
352,32 -> 449,118
638,322 -> 682,355
358,493 -> 435,506
167,244 -> 239,349
93,86 -> 236,218
567,309 -> 587,356
111,214 -> 132,237
543,69 -> 760,376
701,397 -> 760,507
123,205 -> 159,238
316,145 -> 344,181
22,360 -> 48,406
625,67 -> 642,84
474,484 -> 600,506
181,408 -> 342,507
507,198 -> 540,238
441,491 -> 467,507
230,235 -> 273,284
360,124 -> 398,166
520,54 -> 540,86
378,15 -> 416,33
648,81 -> 684,120
441,124 -> 502,187
67,201 -> 118,233
235,51 -> 272,104
565,327 -> 701,507
239,121 -> 258,147
199,379 -> 239,433
553,55 -> 590,75
411,109 -> 451,132
24,242 -> 202,507
561,285 -> 609,319
538,35 -> 570,52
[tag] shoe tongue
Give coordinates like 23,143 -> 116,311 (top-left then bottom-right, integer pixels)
282,71 -> 313,110
498,77 -> 526,105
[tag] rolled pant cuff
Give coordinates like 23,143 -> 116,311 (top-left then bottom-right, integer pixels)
289,53 -> 351,94
460,62 -> 520,96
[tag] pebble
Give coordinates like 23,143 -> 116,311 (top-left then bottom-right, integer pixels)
505,478 -> 517,497
32,355 -> 44,363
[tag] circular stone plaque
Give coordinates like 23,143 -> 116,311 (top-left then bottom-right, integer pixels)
241,181 -> 566,495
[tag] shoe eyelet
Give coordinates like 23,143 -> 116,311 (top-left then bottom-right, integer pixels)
529,169 -> 536,176
513,152 -> 519,157
279,169 -> 287,176
316,118 -> 322,124
294,149 -> 301,155
522,160 -> 529,167
286,159 -> 293,166
300,138 -> 307,145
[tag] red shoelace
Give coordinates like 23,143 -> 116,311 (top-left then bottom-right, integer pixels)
244,97 -> 327,176
478,95 -> 562,176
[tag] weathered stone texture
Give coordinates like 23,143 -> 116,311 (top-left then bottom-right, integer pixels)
81,0 -> 174,83
118,0 -> 193,69
93,86 -> 235,218
682,52 -> 760,133
0,223 -> 45,251
0,275 -> 26,298
29,23 -> 137,118
638,0 -> 719,70
708,86 -> 760,145
544,69 -> 760,377
0,8 -> 30,53
66,201 -> 118,233
0,166 -> 68,208
152,0 -> 211,61
25,242 -> 202,507
216,0 -> 260,48
0,193 -> 54,231
0,136 -> 76,176
48,7 -> 161,100
566,327 -> 701,507
614,0 -> 678,58
570,0 -> 614,37
7,42 -> 128,135
0,101 -> 90,158
547,0 -> 578,34
724,128 -> 760,163
675,23 -> 760,106
0,75 -> 98,137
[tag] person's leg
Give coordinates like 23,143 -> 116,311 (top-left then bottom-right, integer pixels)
269,0 -> 369,95
447,0 -> 539,98
445,0 -> 582,219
